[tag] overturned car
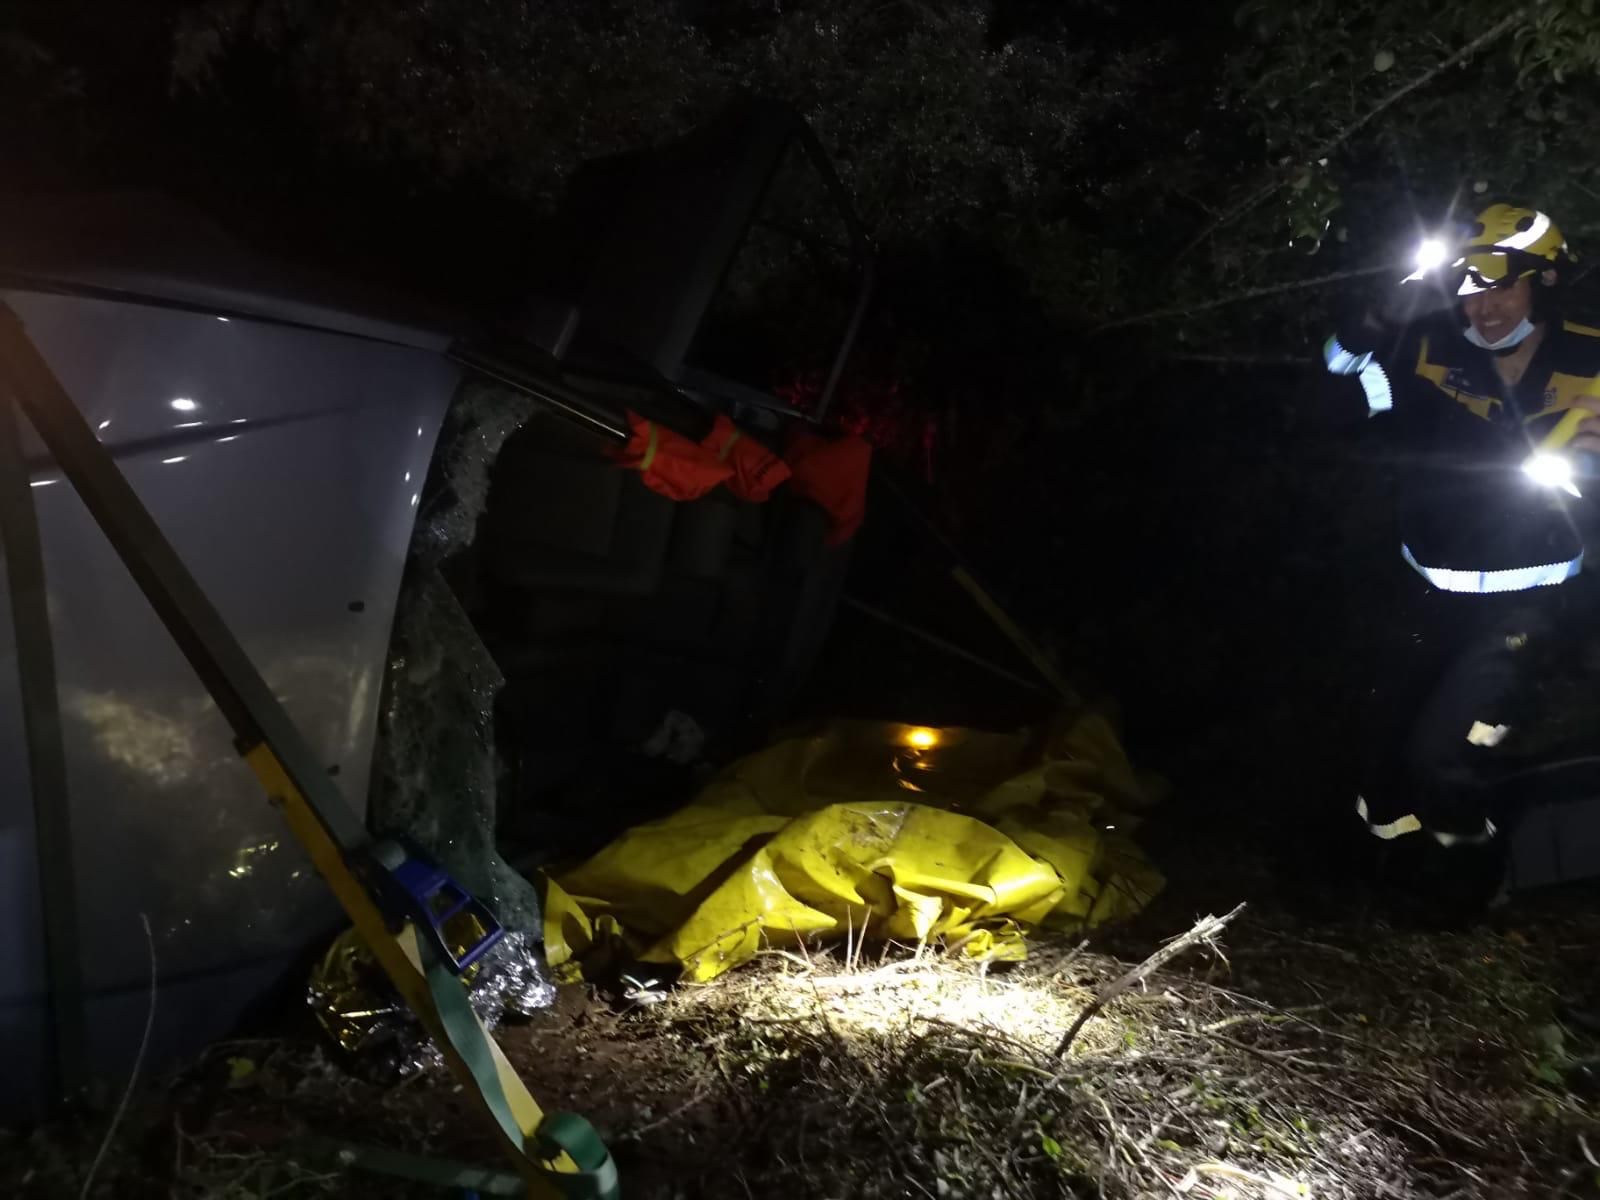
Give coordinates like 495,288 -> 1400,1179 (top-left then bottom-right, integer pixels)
0,100 -> 874,1109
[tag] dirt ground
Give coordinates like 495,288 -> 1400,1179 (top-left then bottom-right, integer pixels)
12,842 -> 1600,1200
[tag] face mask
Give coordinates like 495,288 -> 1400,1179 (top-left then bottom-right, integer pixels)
1463,317 -> 1536,352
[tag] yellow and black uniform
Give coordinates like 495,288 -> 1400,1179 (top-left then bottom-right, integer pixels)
1323,304 -> 1600,866
1324,313 -> 1600,591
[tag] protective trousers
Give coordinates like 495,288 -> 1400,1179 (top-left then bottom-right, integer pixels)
1356,575 -> 1592,849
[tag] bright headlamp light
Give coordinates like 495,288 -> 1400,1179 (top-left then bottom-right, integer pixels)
1401,233 -> 1463,284
1414,237 -> 1450,274
1523,451 -> 1582,497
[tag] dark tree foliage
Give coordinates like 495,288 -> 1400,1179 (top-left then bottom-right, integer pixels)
8,1 -> 1600,361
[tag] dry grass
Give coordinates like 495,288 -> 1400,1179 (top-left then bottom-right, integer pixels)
10,898 -> 1600,1198
542,903 -> 1600,1199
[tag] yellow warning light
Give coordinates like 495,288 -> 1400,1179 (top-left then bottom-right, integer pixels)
904,727 -> 940,751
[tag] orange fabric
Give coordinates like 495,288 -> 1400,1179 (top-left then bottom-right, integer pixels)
615,410 -> 733,502
701,414 -> 792,502
783,431 -> 872,545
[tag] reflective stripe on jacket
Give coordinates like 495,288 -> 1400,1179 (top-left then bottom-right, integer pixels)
1323,315 -> 1600,592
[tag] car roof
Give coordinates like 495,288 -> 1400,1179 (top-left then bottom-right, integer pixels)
0,190 -> 456,350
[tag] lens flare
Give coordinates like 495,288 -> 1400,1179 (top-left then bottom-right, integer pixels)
1413,237 -> 1449,273
1523,451 -> 1581,497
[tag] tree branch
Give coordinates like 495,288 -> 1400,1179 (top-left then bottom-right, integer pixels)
1303,8 -> 1528,173
1093,264 -> 1390,334
1170,8 -> 1530,269
1160,352 -> 1317,369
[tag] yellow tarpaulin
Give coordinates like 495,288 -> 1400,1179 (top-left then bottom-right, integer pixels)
545,712 -> 1164,982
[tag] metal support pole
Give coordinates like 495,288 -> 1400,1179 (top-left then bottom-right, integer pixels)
0,389 -> 86,1099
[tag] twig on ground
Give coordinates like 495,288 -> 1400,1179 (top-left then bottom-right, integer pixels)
807,961 -> 926,990
758,948 -> 815,973
626,1085 -> 716,1139
1045,937 -> 1091,982
1177,1160 -> 1307,1197
1055,904 -> 1246,1057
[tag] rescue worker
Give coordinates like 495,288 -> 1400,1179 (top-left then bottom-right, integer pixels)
1323,202 -> 1600,909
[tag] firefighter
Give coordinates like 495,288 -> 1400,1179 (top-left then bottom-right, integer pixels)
1323,202 -> 1600,908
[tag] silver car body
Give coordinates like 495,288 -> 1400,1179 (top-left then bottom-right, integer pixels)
0,212 -> 461,1105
